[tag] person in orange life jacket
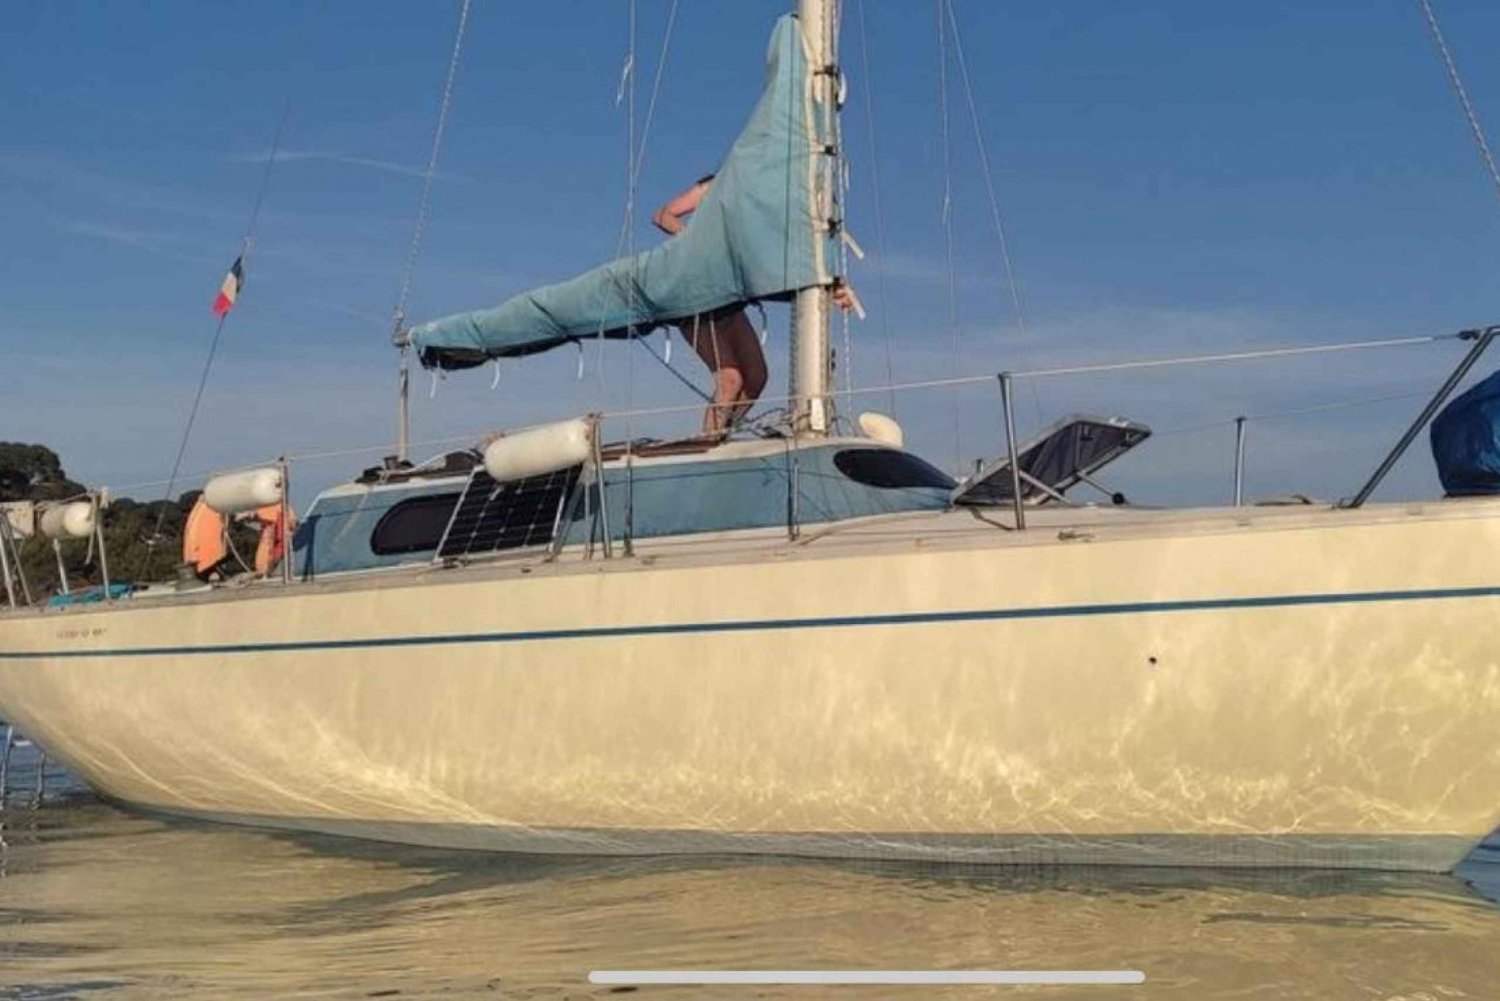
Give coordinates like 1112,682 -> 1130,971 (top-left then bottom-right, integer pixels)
182,497 -> 294,580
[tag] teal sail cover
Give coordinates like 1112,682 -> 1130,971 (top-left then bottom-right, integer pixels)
410,14 -> 831,370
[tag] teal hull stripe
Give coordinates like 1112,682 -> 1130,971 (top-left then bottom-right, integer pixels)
5,584 -> 1500,661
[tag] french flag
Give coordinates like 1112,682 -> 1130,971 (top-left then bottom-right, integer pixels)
212,256 -> 244,317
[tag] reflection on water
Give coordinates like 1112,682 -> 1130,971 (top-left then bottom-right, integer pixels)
0,745 -> 1497,999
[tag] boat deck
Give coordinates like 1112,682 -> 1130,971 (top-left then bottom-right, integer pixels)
9,493 -> 1500,621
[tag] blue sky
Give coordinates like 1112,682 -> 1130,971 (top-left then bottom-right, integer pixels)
5,1 -> 1500,506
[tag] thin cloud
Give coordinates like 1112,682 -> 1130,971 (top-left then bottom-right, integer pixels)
304,296 -> 390,328
53,218 -> 221,265
865,250 -> 990,288
227,148 -> 444,181
57,220 -> 176,251
0,150 -> 236,225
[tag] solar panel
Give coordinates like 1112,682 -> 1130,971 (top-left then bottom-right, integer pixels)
954,414 -> 1150,506
436,465 -> 581,559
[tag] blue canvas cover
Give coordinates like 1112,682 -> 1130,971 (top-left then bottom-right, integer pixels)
409,14 -> 831,370
46,582 -> 134,606
1430,368 -> 1500,495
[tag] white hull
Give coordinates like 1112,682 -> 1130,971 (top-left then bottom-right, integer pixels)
4,499 -> 1500,870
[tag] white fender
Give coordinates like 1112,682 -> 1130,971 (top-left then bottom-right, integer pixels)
1,501 -> 36,539
204,467 -> 283,515
38,501 -> 96,540
858,412 -> 904,449
483,418 -> 593,483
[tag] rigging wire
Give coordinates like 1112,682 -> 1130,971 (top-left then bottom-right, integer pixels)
392,0 -> 472,328
832,0 -> 855,411
942,0 -> 1031,362
615,0 -> 681,256
607,0 -> 707,402
624,0 -> 639,552
943,0 -> 1043,428
1416,0 -> 1500,207
1153,388 -> 1433,438
138,98 -> 293,576
636,337 -> 714,403
599,329 -> 1465,422
937,0 -> 963,472
1013,332 -> 1458,379
630,61 -> 710,396
243,101 -> 292,246
854,0 -> 899,416
106,327 -> 1465,492
840,217 -> 855,404
623,0 -> 637,352
391,0 -> 474,459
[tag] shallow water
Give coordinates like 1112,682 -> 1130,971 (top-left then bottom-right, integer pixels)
1,743 -> 1497,999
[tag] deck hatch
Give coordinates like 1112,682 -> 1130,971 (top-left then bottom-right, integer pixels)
956,414 -> 1151,506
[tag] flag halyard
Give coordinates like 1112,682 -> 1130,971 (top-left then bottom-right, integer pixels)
212,256 -> 245,317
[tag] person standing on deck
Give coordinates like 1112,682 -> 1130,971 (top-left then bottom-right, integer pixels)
653,174 -> 768,436
654,174 -> 860,437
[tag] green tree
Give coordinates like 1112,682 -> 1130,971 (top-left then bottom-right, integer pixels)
0,443 -> 84,502
3,445 -> 256,598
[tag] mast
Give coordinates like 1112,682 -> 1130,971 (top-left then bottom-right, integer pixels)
790,0 -> 839,436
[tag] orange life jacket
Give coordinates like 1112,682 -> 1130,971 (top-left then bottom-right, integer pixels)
252,503 -> 295,575
182,498 -> 227,575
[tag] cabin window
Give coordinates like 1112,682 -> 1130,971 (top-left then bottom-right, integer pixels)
833,449 -> 955,490
370,493 -> 463,555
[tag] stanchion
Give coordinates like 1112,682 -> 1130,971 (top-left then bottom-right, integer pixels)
0,724 -> 13,804
31,750 -> 46,807
1233,417 -> 1248,507
998,373 -> 1026,531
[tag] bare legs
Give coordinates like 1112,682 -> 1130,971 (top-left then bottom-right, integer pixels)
681,307 -> 768,436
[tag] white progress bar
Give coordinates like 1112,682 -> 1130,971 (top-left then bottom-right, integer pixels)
589,970 -> 1146,986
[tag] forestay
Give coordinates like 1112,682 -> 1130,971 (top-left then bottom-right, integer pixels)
409,14 -> 832,370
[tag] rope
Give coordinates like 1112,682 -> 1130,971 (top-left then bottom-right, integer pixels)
855,0 -> 898,416
637,337 -> 715,403
1417,0 -> 1500,206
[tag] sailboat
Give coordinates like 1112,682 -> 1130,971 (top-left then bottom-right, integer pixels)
3,0 -> 1500,873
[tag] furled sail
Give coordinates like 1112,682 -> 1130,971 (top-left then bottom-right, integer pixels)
409,14 -> 832,370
